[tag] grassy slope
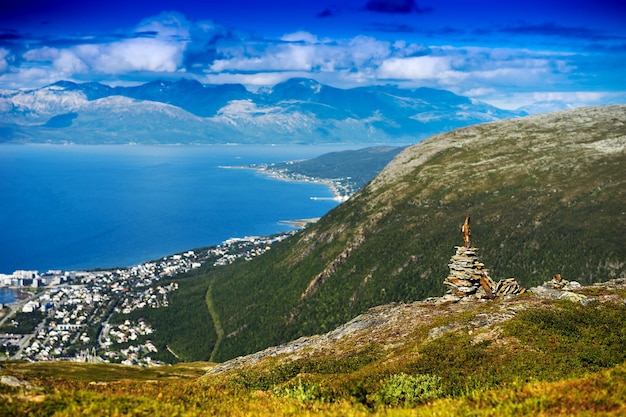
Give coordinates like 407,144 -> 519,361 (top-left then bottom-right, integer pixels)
2,284 -> 626,416
205,105 -> 626,361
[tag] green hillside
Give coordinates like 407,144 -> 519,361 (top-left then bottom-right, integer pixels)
199,105 -> 626,361
96,105 -> 625,363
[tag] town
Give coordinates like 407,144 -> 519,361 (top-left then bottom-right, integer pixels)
0,233 -> 294,366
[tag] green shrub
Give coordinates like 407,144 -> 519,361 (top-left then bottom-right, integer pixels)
374,373 -> 443,407
276,378 -> 323,402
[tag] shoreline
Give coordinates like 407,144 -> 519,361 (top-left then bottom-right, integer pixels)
278,218 -> 321,229
221,164 -> 348,201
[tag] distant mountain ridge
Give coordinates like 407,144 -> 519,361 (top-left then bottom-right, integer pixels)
0,78 -> 523,144
50,78 -> 251,117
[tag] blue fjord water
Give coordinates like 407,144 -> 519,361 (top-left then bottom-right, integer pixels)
0,144 -> 362,274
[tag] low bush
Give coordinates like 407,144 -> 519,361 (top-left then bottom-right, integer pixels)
374,373 -> 443,407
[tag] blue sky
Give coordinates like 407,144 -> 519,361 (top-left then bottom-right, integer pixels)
1,0 -> 624,109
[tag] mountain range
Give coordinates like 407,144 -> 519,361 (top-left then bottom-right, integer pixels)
0,78 -> 522,144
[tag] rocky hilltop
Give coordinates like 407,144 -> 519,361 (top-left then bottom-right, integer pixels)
206,274 -> 626,376
205,212 -> 616,375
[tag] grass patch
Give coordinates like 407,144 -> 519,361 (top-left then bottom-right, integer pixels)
504,301 -> 626,376
374,373 -> 443,407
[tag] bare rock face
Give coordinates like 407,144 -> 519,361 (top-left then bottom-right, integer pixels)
444,246 -> 525,301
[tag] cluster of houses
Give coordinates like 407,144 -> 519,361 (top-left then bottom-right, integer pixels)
18,285 -> 112,361
212,234 -> 293,266
254,163 -> 355,201
11,278 -> 176,364
1,232 -> 296,365
100,319 -> 160,366
117,283 -> 178,315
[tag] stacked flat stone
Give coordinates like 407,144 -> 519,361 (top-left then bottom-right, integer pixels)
444,246 -> 496,299
444,246 -> 525,300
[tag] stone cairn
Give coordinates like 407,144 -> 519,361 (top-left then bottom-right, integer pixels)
443,216 -> 525,300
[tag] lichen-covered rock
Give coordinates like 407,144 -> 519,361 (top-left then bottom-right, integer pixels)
530,275 -> 589,304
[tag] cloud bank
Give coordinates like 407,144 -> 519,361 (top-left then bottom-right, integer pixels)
0,8 -> 624,109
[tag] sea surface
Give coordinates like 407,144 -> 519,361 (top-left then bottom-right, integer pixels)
0,287 -> 20,304
0,144 -> 365,274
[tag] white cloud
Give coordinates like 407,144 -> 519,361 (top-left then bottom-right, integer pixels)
211,39 -> 338,73
53,50 -> 88,74
209,34 -> 392,75
22,47 -> 87,78
281,31 -> 319,43
11,32 -> 585,105
201,71 -> 302,88
19,13 -> 189,79
0,67 -> 63,89
23,39 -> 185,76
74,38 -> 184,73
478,91 -> 616,110
203,38 -> 590,104
195,20 -> 224,35
75,12 -> 190,74
348,36 -> 391,67
472,67 -> 548,83
377,56 -> 452,79
211,43 -> 316,72
531,91 -> 607,103
380,46 -> 582,95
463,87 -> 497,97
23,47 -> 59,62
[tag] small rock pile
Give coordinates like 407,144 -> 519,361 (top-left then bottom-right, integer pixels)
444,246 -> 525,300
530,274 -> 588,304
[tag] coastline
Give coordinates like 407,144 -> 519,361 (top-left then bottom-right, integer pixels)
278,218 -> 320,229
221,164 -> 349,202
